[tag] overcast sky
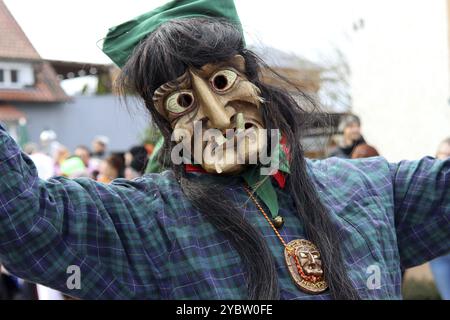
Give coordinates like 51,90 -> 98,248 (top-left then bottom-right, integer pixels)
4,0 -> 361,64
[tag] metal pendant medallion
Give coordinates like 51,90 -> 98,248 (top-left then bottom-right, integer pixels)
284,239 -> 328,294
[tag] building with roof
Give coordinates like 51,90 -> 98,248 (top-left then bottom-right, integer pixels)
0,0 -> 69,142
0,0 -> 149,152
0,1 -> 68,101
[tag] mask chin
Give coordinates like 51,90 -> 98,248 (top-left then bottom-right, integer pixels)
202,162 -> 245,175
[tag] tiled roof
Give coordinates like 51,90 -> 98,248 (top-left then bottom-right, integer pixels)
0,0 -> 69,103
0,0 -> 40,61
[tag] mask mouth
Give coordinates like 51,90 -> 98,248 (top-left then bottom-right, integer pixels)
209,113 -> 262,152
196,98 -> 265,173
303,266 -> 324,277
201,115 -> 265,174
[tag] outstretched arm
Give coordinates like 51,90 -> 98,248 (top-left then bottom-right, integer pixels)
390,157 -> 450,269
0,124 -> 161,299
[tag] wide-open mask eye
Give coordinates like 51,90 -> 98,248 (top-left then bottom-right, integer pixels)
166,90 -> 195,115
210,69 -> 238,92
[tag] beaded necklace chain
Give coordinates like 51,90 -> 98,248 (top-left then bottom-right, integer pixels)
243,185 -> 328,294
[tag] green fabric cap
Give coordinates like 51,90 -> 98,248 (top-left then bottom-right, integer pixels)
102,0 -> 243,68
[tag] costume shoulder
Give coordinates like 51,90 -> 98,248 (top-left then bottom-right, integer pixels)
306,156 -> 450,268
305,156 -> 392,190
304,156 -> 395,224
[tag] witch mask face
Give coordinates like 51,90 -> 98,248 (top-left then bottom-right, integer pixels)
153,55 -> 267,174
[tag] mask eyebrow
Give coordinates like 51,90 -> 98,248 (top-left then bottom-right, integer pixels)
197,63 -> 236,78
152,71 -> 191,105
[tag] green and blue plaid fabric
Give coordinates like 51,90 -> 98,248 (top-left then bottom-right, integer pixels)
0,124 -> 448,299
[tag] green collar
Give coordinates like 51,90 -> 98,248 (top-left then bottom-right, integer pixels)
242,138 -> 290,219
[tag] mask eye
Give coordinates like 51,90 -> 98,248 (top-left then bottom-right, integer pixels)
166,91 -> 195,114
210,69 -> 238,92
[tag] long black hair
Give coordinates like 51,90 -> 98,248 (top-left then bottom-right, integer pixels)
117,18 -> 359,300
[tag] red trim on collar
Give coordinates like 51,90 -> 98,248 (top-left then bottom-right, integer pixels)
280,135 -> 290,160
185,164 -> 207,173
272,170 -> 286,189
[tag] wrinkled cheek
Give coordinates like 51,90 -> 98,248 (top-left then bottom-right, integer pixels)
172,117 -> 193,141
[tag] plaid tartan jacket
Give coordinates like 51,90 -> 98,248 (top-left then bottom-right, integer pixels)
0,124 -> 449,300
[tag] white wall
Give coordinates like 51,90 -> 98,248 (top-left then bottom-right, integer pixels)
350,0 -> 450,161
0,60 -> 35,88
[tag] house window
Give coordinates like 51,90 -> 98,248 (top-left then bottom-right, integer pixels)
10,69 -> 19,83
0,63 -> 33,88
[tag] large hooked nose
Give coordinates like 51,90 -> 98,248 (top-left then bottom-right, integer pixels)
190,71 -> 231,130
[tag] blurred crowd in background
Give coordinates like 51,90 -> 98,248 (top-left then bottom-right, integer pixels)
23,131 -> 152,183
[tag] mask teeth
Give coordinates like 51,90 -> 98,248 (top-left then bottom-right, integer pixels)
236,113 -> 245,132
215,135 -> 227,147
214,161 -> 223,174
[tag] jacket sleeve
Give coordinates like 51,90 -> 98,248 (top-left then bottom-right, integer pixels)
389,157 -> 450,269
0,124 -> 161,299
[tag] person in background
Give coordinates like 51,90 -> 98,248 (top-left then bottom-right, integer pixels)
429,137 -> 450,300
436,137 -> 450,160
74,145 -> 99,178
60,156 -> 88,179
39,129 -> 59,159
97,154 -> 125,184
91,136 -> 109,160
124,145 -> 148,180
351,143 -> 380,159
53,145 -> 70,176
24,142 -> 55,180
125,158 -> 146,180
74,145 -> 91,168
125,145 -> 148,168
91,137 -> 110,180
328,114 -> 366,158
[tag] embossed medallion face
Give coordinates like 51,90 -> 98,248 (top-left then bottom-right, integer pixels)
284,239 -> 328,294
